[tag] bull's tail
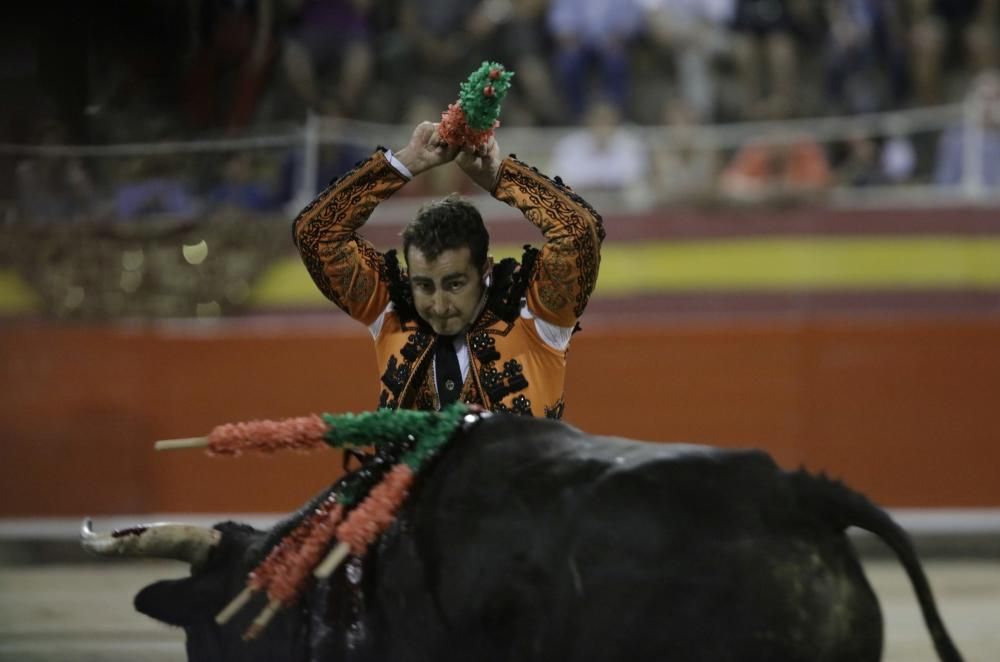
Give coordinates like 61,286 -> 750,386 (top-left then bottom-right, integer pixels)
789,470 -> 964,662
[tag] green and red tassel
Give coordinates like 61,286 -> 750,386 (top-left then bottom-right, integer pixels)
200,403 -> 477,638
439,61 -> 514,147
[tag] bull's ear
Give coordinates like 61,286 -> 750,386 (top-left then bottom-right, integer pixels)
135,577 -> 223,627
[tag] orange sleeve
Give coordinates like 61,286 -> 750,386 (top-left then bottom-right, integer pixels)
491,157 -> 605,327
292,150 -> 408,326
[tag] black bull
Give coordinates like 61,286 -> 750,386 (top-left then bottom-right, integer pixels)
122,414 -> 963,662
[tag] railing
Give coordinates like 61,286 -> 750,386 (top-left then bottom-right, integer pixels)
2,97 -> 998,228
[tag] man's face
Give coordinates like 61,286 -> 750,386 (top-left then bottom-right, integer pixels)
407,245 -> 487,336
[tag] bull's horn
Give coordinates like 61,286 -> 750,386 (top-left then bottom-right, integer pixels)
81,517 -> 221,565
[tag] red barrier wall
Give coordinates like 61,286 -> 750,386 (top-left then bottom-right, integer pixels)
2,316 -> 999,516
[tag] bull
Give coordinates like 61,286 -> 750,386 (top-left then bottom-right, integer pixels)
83,413 -> 964,662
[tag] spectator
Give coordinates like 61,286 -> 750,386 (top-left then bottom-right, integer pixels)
496,0 -> 567,125
550,100 -> 650,199
822,0 -> 909,114
393,0 -> 566,126
909,0 -> 999,105
641,0 -> 735,121
729,0 -> 806,119
14,119 -> 98,223
547,0 -> 644,118
934,69 -> 1000,189
392,0 -> 505,108
836,130 -> 885,187
184,0 -> 277,131
207,152 -> 276,212
879,116 -> 918,184
719,127 -> 832,202
274,131 -> 371,210
114,157 -> 199,220
280,0 -> 374,117
649,98 -> 720,203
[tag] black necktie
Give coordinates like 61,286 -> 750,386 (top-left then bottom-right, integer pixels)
434,335 -> 462,407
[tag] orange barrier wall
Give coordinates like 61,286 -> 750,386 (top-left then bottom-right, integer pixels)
2,317 -> 999,516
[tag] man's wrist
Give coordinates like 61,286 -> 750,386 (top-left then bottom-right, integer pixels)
386,149 -> 415,179
457,160 -> 501,193
476,163 -> 501,193
485,164 -> 501,192
392,146 -> 422,177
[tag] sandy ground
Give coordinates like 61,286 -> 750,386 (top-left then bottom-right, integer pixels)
0,558 -> 997,661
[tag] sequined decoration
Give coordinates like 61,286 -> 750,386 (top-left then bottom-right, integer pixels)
344,556 -> 366,651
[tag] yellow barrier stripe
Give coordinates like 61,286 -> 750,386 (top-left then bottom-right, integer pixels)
251,237 -> 1000,304
594,236 -> 1000,295
251,260 -> 330,306
4,236 -> 1000,314
0,272 -> 40,315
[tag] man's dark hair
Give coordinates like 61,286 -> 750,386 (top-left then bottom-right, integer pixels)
402,195 -> 489,271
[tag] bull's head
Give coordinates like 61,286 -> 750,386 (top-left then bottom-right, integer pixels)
82,518 -> 312,661
81,517 -> 236,627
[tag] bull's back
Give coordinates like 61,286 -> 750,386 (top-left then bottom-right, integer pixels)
370,415 -> 882,662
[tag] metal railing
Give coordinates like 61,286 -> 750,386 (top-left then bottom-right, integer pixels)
2,97 -> 997,227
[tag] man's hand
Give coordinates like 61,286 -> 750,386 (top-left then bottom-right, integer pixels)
394,122 -> 459,177
456,136 -> 501,192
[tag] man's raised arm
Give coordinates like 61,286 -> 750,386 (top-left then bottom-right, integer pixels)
293,122 -> 458,326
456,138 -> 606,328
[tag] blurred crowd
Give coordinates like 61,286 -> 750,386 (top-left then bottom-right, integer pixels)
4,0 -> 1000,223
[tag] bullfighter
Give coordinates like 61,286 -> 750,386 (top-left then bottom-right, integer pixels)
293,120 -> 604,418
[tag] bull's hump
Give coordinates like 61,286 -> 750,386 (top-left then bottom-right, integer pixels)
460,413 -> 768,475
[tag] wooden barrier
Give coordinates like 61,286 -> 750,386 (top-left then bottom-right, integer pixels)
1,316 -> 999,516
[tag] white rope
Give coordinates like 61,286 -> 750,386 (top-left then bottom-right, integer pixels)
315,104 -> 964,152
0,104 -> 964,158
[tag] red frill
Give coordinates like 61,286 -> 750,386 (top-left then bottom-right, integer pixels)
336,464 -> 415,554
438,104 -> 499,148
207,415 -> 328,455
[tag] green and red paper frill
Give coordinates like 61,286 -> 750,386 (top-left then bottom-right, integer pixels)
438,61 -> 514,147
202,403 -> 474,636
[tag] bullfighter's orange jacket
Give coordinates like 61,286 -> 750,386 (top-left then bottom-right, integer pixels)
293,149 -> 604,419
